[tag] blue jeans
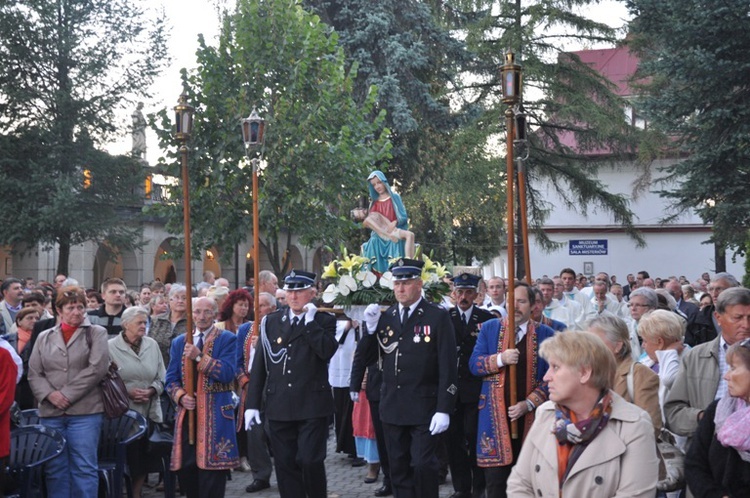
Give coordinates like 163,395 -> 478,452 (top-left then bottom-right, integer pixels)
42,413 -> 103,498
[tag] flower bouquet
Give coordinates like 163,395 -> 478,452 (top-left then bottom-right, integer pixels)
321,248 -> 451,308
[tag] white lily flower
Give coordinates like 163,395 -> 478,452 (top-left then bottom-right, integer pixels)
358,271 -> 377,288
379,271 -> 394,289
322,284 -> 339,303
339,275 -> 358,296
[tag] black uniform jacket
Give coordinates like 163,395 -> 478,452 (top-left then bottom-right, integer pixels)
449,305 -> 495,404
246,306 -> 338,421
359,298 -> 458,426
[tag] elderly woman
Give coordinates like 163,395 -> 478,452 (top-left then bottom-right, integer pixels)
685,339 -> 750,496
108,306 -> 165,498
28,286 -> 109,496
588,314 -> 662,435
150,284 -> 188,366
215,289 -> 251,333
507,332 -> 658,497
637,311 -> 687,420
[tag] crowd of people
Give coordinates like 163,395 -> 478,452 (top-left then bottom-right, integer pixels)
0,263 -> 748,498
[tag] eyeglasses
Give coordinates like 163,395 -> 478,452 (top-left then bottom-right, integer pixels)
740,338 -> 750,349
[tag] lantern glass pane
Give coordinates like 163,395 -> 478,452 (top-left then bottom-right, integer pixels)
175,111 -> 181,133
505,72 -> 515,98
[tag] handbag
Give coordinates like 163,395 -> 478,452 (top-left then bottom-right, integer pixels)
100,360 -> 130,419
147,421 -> 174,453
626,362 -> 685,491
85,328 -> 129,418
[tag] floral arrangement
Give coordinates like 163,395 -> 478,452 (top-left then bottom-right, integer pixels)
321,248 -> 451,307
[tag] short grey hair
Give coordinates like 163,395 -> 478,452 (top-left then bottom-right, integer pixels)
121,306 -> 149,326
587,313 -> 631,361
258,292 -> 277,309
629,287 -> 658,309
716,287 -> 750,314
169,283 -> 187,299
712,272 -> 739,287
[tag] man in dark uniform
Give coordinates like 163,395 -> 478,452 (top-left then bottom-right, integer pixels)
244,270 -> 338,498
359,258 -> 458,498
350,326 -> 393,496
446,273 -> 495,498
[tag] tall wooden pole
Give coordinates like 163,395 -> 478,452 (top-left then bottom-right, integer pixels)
505,107 -> 518,439
179,143 -> 196,445
251,158 -> 260,338
517,156 -> 532,283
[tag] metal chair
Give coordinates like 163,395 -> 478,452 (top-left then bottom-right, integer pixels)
18,408 -> 40,426
7,424 -> 66,498
97,409 -> 147,498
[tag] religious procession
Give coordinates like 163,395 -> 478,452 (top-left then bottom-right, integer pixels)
0,162 -> 748,498
2,0 -> 749,497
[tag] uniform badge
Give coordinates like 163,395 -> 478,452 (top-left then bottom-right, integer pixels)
388,331 -> 393,337
276,337 -> 282,344
413,335 -> 421,343
424,336 -> 431,343
282,315 -> 287,322
447,384 -> 457,395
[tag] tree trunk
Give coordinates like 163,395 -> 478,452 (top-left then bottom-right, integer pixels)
714,242 -> 726,273
57,239 -> 70,276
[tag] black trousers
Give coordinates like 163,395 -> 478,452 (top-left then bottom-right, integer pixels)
447,401 -> 485,495
177,422 -> 228,498
483,436 -> 522,498
382,421 -> 439,498
267,417 -> 328,498
332,387 -> 356,455
369,400 -> 391,489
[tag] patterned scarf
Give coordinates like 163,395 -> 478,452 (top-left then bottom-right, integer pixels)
715,395 -> 750,462
553,390 -> 613,487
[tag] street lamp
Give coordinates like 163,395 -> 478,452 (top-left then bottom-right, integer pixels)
242,108 -> 266,341
500,50 -> 529,439
174,89 -> 196,445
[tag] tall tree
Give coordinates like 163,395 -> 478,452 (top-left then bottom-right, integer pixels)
626,0 -> 750,262
453,0 -> 644,257
0,0 -> 169,274
149,0 -> 391,277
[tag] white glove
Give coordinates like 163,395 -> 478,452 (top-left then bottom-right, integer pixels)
429,412 -> 450,435
244,409 -> 261,430
350,391 -> 360,402
304,303 -> 318,324
364,303 -> 381,334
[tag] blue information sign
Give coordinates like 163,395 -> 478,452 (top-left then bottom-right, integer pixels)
569,239 -> 608,256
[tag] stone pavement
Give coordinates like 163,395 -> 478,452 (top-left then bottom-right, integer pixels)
143,435 -> 460,498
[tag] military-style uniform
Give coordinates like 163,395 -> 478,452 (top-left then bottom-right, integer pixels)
247,303 -> 337,498
447,304 -> 495,497
360,297 -> 457,498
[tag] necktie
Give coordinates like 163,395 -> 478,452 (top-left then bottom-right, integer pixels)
292,316 -> 299,329
515,326 -> 522,345
401,307 -> 409,327
196,332 -> 204,351
462,312 -> 468,325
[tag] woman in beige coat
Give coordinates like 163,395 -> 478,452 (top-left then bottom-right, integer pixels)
109,306 -> 166,498
588,314 -> 663,435
507,331 -> 658,497
28,286 -> 109,498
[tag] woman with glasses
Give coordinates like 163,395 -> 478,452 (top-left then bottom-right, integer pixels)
28,286 -> 109,497
150,284 -> 188,366
685,339 -> 750,496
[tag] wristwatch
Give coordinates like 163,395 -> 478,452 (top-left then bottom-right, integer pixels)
195,354 -> 203,363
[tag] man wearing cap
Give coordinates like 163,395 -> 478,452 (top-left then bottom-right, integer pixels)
446,273 -> 495,498
357,258 -> 458,498
245,270 -> 338,498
